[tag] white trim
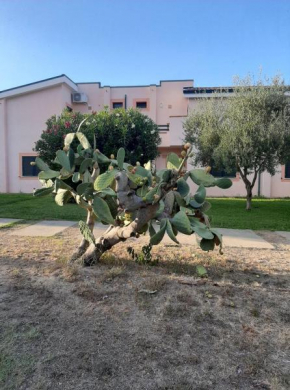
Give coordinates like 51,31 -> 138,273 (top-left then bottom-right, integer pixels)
0,76 -> 78,99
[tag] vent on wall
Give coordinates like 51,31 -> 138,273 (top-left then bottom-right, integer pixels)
72,92 -> 88,103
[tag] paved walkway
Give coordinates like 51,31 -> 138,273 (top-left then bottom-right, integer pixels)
154,227 -> 274,249
1,218 -> 288,249
0,218 -> 22,227
8,220 -> 76,237
218,228 -> 274,249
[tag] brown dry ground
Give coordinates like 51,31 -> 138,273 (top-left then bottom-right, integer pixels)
0,222 -> 289,390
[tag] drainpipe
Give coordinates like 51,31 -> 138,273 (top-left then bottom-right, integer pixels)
124,94 -> 127,110
258,171 -> 261,197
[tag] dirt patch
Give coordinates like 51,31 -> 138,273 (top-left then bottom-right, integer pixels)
0,225 -> 290,389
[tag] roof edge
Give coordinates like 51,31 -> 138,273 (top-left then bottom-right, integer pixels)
77,79 -> 194,88
0,74 -> 78,98
0,76 -> 194,98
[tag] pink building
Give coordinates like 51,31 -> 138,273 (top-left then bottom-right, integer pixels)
0,74 -> 289,197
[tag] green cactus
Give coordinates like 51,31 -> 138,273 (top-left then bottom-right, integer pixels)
34,132 -> 233,265
94,169 -> 116,191
166,152 -> 180,170
79,221 -> 95,245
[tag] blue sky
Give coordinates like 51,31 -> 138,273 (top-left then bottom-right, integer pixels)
0,0 -> 289,90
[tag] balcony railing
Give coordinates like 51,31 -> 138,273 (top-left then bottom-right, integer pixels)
158,124 -> 169,132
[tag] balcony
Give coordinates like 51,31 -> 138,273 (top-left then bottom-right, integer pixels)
158,124 -> 169,132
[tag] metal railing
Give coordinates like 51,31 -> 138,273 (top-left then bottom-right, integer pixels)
158,124 -> 169,131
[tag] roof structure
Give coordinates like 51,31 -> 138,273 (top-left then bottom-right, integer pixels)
0,74 -> 78,99
0,75 -> 194,99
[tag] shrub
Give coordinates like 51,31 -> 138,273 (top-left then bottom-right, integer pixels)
34,108 -> 161,168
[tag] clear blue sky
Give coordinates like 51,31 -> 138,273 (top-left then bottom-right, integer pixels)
0,0 -> 289,90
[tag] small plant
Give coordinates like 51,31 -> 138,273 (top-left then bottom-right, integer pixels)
127,244 -> 159,265
196,265 -> 208,278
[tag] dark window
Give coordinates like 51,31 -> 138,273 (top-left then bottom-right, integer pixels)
22,156 -> 40,177
285,162 -> 290,179
136,101 -> 147,109
210,166 -> 236,178
113,102 -> 123,109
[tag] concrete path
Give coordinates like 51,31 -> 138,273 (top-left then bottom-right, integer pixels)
9,220 -> 76,237
4,219 -> 280,249
159,228 -> 274,249
276,231 -> 290,242
217,228 -> 274,249
0,218 -> 22,227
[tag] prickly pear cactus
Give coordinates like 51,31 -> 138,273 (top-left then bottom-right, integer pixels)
33,121 -> 233,265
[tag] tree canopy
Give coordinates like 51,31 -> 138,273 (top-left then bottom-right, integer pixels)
184,75 -> 290,209
34,108 -> 161,168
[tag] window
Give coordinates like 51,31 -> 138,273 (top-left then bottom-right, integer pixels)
112,102 -> 123,109
133,99 -> 149,110
210,166 -> 236,178
136,101 -> 147,109
285,162 -> 290,179
22,156 -> 40,177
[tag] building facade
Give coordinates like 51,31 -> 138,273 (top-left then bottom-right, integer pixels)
0,74 -> 289,196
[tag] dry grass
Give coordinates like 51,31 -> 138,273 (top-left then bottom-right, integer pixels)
0,224 -> 289,390
101,266 -> 125,282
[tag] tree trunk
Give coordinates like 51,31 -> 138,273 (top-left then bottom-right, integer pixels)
238,166 -> 258,212
246,186 -> 252,211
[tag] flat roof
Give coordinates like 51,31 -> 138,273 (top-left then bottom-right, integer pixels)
77,79 -> 194,88
0,75 -> 194,98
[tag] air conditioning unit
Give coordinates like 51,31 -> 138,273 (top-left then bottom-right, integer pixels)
72,92 -> 88,103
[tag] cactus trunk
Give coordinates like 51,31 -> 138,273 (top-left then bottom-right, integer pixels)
80,204 -> 159,266
70,208 -> 95,262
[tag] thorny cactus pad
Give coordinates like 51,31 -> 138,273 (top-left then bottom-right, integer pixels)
33,122 -> 233,266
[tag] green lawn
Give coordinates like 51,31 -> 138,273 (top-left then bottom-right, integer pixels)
0,194 -> 289,231
0,193 -> 86,222
207,197 -> 290,231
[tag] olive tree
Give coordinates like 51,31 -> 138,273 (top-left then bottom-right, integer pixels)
184,75 -> 290,210
32,121 -> 233,265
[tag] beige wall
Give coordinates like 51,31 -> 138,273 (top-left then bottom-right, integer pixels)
271,166 -> 290,197
156,81 -> 189,124
71,83 -> 105,113
75,80 -> 191,128
1,85 -> 69,193
0,99 -> 8,192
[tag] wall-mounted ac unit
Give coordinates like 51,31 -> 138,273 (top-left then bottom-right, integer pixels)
72,92 -> 88,103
